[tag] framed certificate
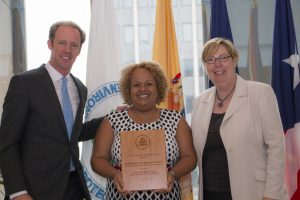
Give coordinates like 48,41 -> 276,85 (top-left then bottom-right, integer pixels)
120,129 -> 167,191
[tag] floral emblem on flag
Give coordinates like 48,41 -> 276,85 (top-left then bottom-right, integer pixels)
167,72 -> 183,112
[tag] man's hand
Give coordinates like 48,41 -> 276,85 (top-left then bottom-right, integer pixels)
12,193 -> 33,200
115,105 -> 129,112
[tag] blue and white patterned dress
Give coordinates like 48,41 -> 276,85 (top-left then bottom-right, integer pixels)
105,109 -> 182,200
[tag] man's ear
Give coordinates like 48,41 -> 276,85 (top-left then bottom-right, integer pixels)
47,39 -> 53,50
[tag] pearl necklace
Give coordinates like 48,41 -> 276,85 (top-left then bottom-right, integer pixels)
216,85 -> 236,108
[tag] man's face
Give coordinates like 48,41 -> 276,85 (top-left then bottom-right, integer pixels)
47,25 -> 81,76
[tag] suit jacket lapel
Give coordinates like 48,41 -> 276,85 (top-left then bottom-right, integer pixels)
70,74 -> 85,140
38,65 -> 70,140
202,87 -> 216,128
223,75 -> 247,124
197,88 -> 215,153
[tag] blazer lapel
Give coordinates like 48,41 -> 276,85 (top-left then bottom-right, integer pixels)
202,88 -> 216,131
196,88 -> 216,153
38,65 -> 69,140
70,74 -> 85,140
222,75 -> 247,124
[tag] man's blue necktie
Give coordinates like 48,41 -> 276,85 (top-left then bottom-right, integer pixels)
61,77 -> 74,139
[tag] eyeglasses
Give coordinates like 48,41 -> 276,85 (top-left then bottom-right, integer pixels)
205,54 -> 232,64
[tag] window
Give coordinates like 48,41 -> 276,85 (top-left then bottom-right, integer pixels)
123,25 -> 134,44
182,23 -> 192,42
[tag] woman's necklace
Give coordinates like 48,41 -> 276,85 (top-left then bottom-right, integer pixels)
216,84 -> 236,108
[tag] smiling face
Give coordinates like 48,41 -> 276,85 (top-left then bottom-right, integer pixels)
204,45 -> 237,87
47,25 -> 81,76
130,68 -> 158,111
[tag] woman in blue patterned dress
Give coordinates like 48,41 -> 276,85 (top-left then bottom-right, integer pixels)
91,61 -> 197,200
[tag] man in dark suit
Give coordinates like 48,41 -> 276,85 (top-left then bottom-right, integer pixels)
0,21 -> 102,200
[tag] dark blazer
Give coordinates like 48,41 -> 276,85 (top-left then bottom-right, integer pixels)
0,65 -> 102,200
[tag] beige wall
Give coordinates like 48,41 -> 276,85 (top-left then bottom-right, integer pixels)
0,0 -> 13,121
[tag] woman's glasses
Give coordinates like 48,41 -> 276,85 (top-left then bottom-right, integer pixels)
205,54 -> 232,64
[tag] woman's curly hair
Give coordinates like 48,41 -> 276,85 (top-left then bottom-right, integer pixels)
119,61 -> 168,105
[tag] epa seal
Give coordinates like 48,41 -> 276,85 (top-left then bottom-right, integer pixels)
135,135 -> 150,150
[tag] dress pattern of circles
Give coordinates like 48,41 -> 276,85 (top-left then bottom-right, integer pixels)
105,109 -> 182,200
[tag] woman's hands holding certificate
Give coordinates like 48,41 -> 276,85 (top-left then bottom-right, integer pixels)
165,171 -> 176,192
153,170 -> 175,193
113,169 -> 132,195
